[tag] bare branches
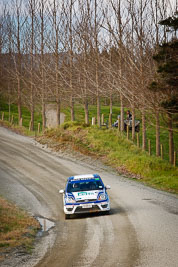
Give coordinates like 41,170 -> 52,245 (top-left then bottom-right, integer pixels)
0,0 -> 177,127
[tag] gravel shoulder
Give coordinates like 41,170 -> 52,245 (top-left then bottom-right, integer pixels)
0,126 -> 178,267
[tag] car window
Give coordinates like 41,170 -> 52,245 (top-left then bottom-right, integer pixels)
67,180 -> 103,193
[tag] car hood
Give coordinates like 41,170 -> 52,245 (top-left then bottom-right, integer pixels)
72,190 -> 103,201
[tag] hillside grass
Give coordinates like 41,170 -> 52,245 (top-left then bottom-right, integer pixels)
43,122 -> 178,194
0,99 -> 177,193
0,100 -> 177,162
0,100 -> 42,132
61,105 -> 178,163
0,196 -> 40,259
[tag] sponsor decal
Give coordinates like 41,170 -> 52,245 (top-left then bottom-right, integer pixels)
78,192 -> 95,196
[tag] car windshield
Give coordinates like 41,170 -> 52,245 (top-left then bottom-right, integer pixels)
67,180 -> 103,193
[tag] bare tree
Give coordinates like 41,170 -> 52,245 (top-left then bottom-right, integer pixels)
69,0 -> 75,121
28,0 -> 35,130
94,0 -> 101,126
52,0 -> 61,125
12,0 -> 24,124
39,0 -> 46,130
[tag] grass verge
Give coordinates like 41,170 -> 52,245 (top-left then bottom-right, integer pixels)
39,122 -> 178,194
0,197 -> 40,260
0,120 -> 42,137
0,100 -> 177,162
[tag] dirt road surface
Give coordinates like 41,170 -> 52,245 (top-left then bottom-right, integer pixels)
0,126 -> 178,267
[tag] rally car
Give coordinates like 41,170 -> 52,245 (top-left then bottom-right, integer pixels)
59,174 -> 110,219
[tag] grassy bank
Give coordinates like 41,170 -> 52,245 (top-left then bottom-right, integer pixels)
0,99 -> 178,161
0,99 -> 177,162
61,105 -> 178,163
41,122 -> 178,194
0,100 -> 177,193
0,197 -> 40,260
0,100 -> 42,132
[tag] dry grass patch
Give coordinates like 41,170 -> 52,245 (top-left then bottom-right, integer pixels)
0,197 -> 40,254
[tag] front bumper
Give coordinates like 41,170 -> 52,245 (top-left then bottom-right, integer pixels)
64,200 -> 110,214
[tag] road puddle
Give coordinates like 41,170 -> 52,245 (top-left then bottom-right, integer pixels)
36,217 -> 55,236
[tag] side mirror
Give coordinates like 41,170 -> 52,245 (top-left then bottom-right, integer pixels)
59,189 -> 64,194
105,185 -> 111,190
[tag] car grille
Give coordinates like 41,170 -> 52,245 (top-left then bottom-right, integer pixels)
75,205 -> 100,213
66,207 -> 73,211
101,204 -> 108,208
76,199 -> 97,203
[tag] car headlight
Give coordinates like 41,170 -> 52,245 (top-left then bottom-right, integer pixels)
66,196 -> 75,203
98,193 -> 106,201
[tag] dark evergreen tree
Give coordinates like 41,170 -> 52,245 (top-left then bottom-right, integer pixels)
150,13 -> 178,164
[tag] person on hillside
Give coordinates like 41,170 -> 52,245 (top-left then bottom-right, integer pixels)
126,110 -> 132,121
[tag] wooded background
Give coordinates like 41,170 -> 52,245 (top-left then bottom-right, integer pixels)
0,0 -> 177,164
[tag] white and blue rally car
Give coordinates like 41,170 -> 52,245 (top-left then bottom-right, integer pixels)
59,174 -> 111,219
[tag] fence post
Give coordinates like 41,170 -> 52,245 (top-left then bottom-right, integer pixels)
101,114 -> 104,125
117,116 -> 120,132
137,133 -> 139,147
29,120 -> 32,131
174,151 -> 176,167
109,113 -> 112,128
2,112 -> 4,121
160,144 -> 163,160
11,115 -> 14,124
92,117 -> 96,126
19,117 -> 23,126
148,139 -> 151,156
127,125 -> 129,139
37,123 -> 40,133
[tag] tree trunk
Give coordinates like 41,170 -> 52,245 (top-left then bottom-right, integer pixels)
84,98 -> 89,124
110,93 -> 112,115
97,94 -> 101,127
94,0 -> 100,127
30,0 -> 34,131
70,95 -> 75,121
42,100 -> 46,131
168,113 -> 174,164
17,5 -> 22,125
8,96 -> 11,122
41,65 -> 46,129
155,110 -> 160,156
30,62 -> 34,130
53,0 -> 61,126
69,0 -> 74,122
142,110 -> 146,150
131,105 -> 135,140
30,103 -> 34,131
40,0 -> 46,130
17,76 -> 22,123
57,99 -> 60,125
120,93 -> 124,132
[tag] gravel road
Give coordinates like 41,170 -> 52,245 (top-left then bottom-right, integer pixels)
0,126 -> 177,267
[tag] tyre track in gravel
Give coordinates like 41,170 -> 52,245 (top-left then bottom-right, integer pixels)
0,127 -> 140,266
1,127 -> 177,267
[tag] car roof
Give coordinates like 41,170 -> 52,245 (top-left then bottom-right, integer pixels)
68,174 -> 101,181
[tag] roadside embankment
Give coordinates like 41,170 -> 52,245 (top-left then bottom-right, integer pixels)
36,122 -> 178,194
0,196 -> 40,261
0,120 -> 177,194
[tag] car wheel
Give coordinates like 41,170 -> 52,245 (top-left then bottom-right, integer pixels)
104,210 -> 110,215
65,214 -> 70,220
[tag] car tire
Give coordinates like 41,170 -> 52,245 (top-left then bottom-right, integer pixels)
105,210 -> 110,215
65,214 -> 70,219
